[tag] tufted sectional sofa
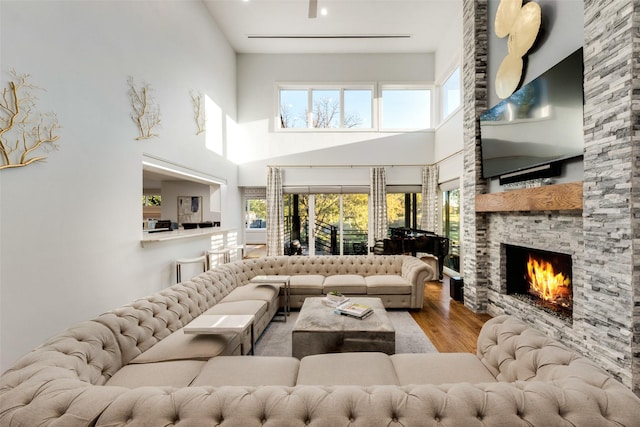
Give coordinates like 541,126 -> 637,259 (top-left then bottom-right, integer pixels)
2,255 -> 640,426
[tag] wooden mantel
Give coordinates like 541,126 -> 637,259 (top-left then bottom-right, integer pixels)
475,181 -> 583,212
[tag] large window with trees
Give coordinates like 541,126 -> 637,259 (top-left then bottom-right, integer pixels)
284,192 -> 368,255
246,198 -> 267,229
278,85 -> 373,130
387,191 -> 422,230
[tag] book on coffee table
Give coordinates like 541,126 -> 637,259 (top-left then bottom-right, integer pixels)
335,303 -> 373,319
322,296 -> 351,308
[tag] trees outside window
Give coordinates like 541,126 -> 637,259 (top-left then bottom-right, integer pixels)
246,199 -> 267,229
142,195 -> 161,221
387,193 -> 422,230
284,193 -> 368,255
279,86 -> 372,129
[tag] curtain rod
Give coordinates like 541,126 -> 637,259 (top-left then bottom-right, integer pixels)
267,150 -> 463,169
266,164 -> 423,169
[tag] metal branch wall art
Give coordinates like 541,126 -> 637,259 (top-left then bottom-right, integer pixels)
0,70 -> 61,170
191,90 -> 206,135
494,0 -> 542,99
128,76 -> 161,140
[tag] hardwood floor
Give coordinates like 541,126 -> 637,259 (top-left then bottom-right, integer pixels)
411,277 -> 493,354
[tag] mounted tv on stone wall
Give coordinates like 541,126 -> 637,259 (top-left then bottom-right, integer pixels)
480,48 -> 584,184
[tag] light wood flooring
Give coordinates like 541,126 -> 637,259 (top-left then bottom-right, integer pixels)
411,277 -> 493,354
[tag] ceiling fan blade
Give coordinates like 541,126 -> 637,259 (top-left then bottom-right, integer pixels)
308,0 -> 318,18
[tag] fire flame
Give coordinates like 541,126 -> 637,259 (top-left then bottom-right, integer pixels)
526,255 -> 571,307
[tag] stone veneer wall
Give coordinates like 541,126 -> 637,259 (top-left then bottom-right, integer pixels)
462,0 -> 640,394
582,0 -> 639,395
461,0 -> 489,313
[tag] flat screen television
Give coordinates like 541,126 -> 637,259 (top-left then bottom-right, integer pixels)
480,48 -> 584,182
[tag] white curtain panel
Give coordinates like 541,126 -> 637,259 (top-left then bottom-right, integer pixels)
420,165 -> 439,232
370,167 -> 388,240
266,167 -> 284,256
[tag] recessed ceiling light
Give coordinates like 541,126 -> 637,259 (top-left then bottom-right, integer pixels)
320,8 -> 328,16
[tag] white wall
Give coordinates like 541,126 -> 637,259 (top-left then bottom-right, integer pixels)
433,5 -> 463,178
238,131 -> 435,187
161,181 -> 219,224
234,53 -> 436,166
0,0 -> 240,371
236,53 -> 437,187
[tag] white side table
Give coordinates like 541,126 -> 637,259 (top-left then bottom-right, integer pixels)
250,275 -> 291,321
184,314 -> 255,355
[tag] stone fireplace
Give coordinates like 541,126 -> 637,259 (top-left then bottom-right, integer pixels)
505,244 -> 572,321
462,0 -> 640,396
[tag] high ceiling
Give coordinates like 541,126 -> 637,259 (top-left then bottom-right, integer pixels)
203,0 -> 463,54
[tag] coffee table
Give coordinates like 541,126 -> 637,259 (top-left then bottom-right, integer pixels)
291,297 -> 395,359
184,314 -> 255,355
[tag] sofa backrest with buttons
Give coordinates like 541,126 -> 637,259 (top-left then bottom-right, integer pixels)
3,260 -> 638,427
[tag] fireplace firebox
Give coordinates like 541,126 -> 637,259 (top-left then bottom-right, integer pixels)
505,244 -> 573,319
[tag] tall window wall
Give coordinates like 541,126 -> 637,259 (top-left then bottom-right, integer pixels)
284,192 -> 368,255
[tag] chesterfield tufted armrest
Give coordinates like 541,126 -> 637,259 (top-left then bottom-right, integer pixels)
476,315 -> 631,393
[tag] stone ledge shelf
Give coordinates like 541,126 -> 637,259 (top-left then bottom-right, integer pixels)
475,181 -> 583,212
141,227 -> 232,247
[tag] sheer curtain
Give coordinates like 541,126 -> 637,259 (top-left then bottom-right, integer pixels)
266,167 -> 284,256
420,165 -> 439,232
370,167 -> 388,241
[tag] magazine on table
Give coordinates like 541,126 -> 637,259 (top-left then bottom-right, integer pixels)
334,302 -> 373,319
322,296 -> 351,308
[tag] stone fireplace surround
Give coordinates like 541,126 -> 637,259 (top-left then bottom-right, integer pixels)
487,212 -> 583,346
504,243 -> 574,320
461,0 -> 640,395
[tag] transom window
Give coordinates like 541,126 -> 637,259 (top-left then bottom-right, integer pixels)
380,86 -> 431,130
277,83 -> 433,131
441,67 -> 461,120
278,85 -> 373,130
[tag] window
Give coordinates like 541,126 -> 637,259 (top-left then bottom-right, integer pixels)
284,192 -> 368,255
441,67 -> 461,119
142,195 -> 162,207
344,89 -> 373,128
312,89 -> 340,128
387,192 -> 422,230
278,85 -> 373,130
279,89 -> 308,129
442,187 -> 460,273
142,194 -> 161,220
381,87 -> 431,129
246,199 -> 267,229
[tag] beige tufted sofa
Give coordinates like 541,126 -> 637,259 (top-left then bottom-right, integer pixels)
2,255 -> 640,426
